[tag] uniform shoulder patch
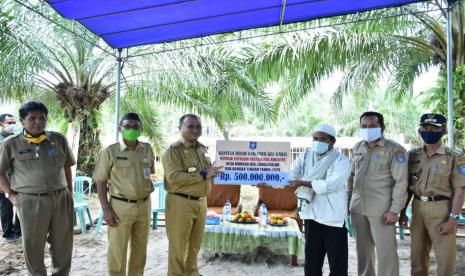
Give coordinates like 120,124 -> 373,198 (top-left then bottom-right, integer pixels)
446,147 -> 462,157
457,164 -> 465,175
395,151 -> 407,164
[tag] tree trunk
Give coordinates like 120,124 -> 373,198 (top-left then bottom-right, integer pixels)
76,111 -> 102,177
66,122 -> 80,178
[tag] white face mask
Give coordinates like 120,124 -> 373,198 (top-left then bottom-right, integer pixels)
360,127 -> 382,142
3,124 -> 16,134
312,141 -> 329,154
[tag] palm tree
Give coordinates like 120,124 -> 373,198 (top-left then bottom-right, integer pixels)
242,1 -> 465,147
0,1 -> 276,175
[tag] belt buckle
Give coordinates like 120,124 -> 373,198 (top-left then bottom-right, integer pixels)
420,196 -> 429,202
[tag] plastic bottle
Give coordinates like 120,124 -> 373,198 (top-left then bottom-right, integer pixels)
223,200 -> 231,222
259,203 -> 268,225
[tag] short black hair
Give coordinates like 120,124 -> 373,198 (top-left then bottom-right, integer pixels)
360,111 -> 384,128
179,114 -> 201,127
119,112 -> 141,126
19,101 -> 48,119
0,114 -> 14,123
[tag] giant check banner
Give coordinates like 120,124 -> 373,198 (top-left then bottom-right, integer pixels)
214,140 -> 290,186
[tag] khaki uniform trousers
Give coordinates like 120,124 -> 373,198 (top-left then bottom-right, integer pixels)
351,212 -> 399,276
165,193 -> 207,276
411,199 -> 456,276
17,189 -> 74,276
108,198 -> 151,276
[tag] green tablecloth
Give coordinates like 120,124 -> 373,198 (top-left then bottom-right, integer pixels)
201,218 -> 305,257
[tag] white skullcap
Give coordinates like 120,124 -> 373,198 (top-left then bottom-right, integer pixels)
313,123 -> 336,138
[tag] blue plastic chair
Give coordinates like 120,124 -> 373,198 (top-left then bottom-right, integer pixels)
458,213 -> 465,225
347,215 -> 354,237
95,210 -> 104,234
73,176 -> 94,234
152,180 -> 166,229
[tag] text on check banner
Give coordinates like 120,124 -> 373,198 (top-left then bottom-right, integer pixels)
214,140 -> 290,186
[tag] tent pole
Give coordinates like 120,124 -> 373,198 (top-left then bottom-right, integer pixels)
115,48 -> 123,142
446,1 -> 454,148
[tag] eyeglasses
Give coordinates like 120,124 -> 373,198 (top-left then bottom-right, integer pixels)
25,116 -> 47,123
186,124 -> 202,130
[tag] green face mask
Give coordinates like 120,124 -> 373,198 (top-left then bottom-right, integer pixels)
122,129 -> 142,142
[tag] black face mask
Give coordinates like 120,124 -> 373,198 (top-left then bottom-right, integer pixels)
419,130 -> 444,144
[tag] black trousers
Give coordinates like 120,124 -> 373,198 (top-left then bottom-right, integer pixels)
304,219 -> 348,276
0,192 -> 21,239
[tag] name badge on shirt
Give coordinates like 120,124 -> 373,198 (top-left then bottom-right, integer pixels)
117,156 -> 128,160
48,148 -> 55,157
19,149 -> 33,154
143,168 -> 151,180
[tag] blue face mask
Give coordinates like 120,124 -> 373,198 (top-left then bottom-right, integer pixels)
419,130 -> 444,144
360,127 -> 382,142
312,141 -> 329,154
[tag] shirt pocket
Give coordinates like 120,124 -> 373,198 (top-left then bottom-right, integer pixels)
376,157 -> 390,174
16,152 -> 36,170
433,164 -> 451,176
431,163 -> 451,191
53,148 -> 66,167
115,160 -> 131,168
353,155 -> 364,172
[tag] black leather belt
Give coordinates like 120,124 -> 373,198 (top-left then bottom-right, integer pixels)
18,188 -> 67,196
173,192 -> 203,201
111,195 -> 149,203
414,194 -> 450,202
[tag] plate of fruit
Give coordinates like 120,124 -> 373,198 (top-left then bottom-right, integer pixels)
230,211 -> 258,224
267,214 -> 288,226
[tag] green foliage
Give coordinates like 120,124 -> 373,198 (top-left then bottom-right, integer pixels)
422,65 -> 465,148
332,89 -> 422,144
0,0 -> 277,172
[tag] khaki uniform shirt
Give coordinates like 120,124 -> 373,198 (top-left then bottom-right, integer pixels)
347,138 -> 408,216
161,138 -> 212,198
93,141 -> 155,200
0,131 -> 76,193
408,144 -> 465,197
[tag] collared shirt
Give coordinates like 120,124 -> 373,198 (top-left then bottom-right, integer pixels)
161,138 -> 211,198
347,138 -> 408,216
291,149 -> 351,227
0,131 -> 76,193
408,144 -> 465,198
93,141 -> 155,200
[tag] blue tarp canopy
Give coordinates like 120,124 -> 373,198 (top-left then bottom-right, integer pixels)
47,0 -> 427,49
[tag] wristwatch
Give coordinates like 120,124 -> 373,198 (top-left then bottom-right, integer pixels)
449,213 -> 460,222
199,170 -> 208,180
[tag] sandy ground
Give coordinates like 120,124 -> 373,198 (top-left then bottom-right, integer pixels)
1,222 -> 465,275
1,191 -> 464,276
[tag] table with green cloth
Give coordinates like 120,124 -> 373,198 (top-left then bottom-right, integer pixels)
201,218 -> 304,260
